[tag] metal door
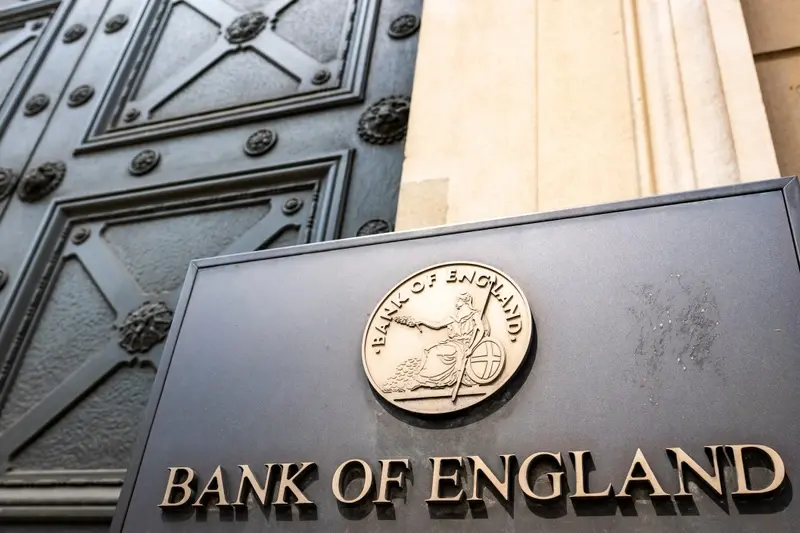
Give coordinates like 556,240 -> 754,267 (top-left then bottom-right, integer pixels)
0,0 -> 420,525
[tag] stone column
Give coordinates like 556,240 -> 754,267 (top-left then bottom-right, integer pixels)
396,0 -> 779,231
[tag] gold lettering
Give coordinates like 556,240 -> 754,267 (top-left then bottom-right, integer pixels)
569,451 -> 613,500
411,281 -> 425,294
273,462 -> 316,506
371,335 -> 385,347
332,459 -> 374,504
727,444 -> 786,496
617,448 -> 669,499
518,452 -> 564,501
193,466 -> 230,507
447,269 -> 457,283
476,275 -> 492,288
458,270 -> 476,284
490,283 -> 504,298
467,455 -> 514,502
390,292 -> 410,307
159,467 -> 196,508
233,464 -> 275,506
374,458 -> 411,504
427,457 -> 464,503
379,306 -> 398,321
666,446 -> 723,497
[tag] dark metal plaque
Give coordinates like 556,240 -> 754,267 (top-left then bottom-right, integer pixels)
113,178 -> 800,533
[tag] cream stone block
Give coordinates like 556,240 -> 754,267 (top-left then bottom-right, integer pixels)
537,0 -> 641,212
398,0 -> 537,230
397,0 -> 780,231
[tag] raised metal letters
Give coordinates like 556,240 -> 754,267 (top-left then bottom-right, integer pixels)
332,459 -> 374,504
519,452 -> 564,501
161,444 -> 789,515
159,467 -> 196,507
667,446 -> 724,497
616,448 -> 670,499
727,444 -> 786,496
17,161 -> 66,202
363,262 -> 533,414
375,458 -> 411,504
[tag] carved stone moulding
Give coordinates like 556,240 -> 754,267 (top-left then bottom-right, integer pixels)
128,149 -> 160,176
357,95 -> 410,145
62,23 -> 87,43
67,84 -> 94,107
104,14 -> 128,34
119,301 -> 173,354
388,14 -> 420,39
17,161 -> 66,203
282,197 -> 303,215
0,167 -> 17,201
23,94 -> 49,117
357,219 -> 392,236
244,128 -> 278,157
225,11 -> 267,44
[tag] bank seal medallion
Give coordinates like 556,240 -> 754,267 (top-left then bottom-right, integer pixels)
362,262 -> 533,415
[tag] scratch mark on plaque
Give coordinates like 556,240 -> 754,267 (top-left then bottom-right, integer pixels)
625,273 -> 722,403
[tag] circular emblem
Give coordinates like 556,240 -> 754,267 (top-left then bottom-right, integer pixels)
128,149 -> 160,176
357,95 -> 410,145
357,219 -> 392,236
24,94 -> 49,117
123,108 -> 140,123
362,262 -> 533,415
243,128 -> 277,156
119,301 -> 173,354
225,12 -> 267,44
388,14 -> 420,39
104,14 -> 128,34
67,84 -> 94,107
63,23 -> 87,43
17,161 -> 66,202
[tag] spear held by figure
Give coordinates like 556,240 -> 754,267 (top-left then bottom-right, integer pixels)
450,280 -> 494,402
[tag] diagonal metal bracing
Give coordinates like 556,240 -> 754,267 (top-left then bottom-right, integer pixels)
137,38 -> 230,114
0,342 -> 130,466
263,0 -> 301,18
134,0 -> 327,116
180,0 -> 239,27
249,30 -> 322,82
0,30 -> 34,62
71,237 -> 144,319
